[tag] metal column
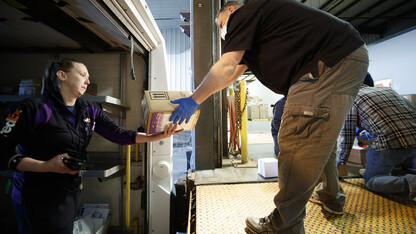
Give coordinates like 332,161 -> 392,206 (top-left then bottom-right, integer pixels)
191,0 -> 223,169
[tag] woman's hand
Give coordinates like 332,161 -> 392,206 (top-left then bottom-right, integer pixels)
16,153 -> 79,174
135,123 -> 184,143
44,154 -> 79,174
162,123 -> 184,138
151,123 -> 184,142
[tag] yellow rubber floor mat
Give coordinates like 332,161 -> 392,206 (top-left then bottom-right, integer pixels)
195,178 -> 416,233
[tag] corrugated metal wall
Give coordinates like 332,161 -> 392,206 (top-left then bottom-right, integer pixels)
160,28 -> 192,91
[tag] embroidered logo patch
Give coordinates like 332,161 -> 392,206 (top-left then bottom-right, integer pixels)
1,109 -> 22,136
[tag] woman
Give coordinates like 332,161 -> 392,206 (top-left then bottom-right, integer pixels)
0,58 -> 182,233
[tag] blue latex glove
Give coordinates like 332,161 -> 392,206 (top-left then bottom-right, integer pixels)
359,130 -> 374,141
355,127 -> 374,145
169,96 -> 199,125
355,127 -> 363,137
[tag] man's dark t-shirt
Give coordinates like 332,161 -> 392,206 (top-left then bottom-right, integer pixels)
222,0 -> 364,95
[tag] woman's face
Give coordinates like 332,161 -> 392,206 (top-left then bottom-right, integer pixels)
60,62 -> 90,98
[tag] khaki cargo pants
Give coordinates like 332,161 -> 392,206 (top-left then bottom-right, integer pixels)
269,45 -> 369,233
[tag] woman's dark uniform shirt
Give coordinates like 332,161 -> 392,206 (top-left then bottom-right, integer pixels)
222,0 -> 364,95
0,91 -> 137,202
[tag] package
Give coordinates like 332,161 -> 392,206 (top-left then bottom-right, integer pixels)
247,105 -> 260,120
258,158 -> 278,178
338,163 -> 348,177
142,91 -> 200,135
402,94 -> 416,105
259,104 -> 269,119
18,87 -> 39,95
348,146 -> 367,165
74,204 -> 110,234
18,79 -> 42,95
73,215 -> 94,234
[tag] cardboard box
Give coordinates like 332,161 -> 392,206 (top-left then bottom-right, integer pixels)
18,87 -> 40,95
74,204 -> 110,234
248,105 -> 260,120
18,79 -> 42,95
142,91 -> 200,135
338,163 -> 348,177
348,146 -> 367,165
258,158 -> 278,178
402,94 -> 416,105
259,104 -> 269,119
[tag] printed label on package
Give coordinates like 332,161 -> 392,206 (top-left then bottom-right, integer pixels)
149,91 -> 169,100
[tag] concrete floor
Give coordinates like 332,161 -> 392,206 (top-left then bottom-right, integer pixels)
172,120 -> 277,186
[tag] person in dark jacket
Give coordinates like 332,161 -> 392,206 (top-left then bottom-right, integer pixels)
271,96 -> 286,157
0,58 -> 182,234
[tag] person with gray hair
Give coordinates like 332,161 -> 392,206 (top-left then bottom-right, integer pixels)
169,0 -> 369,233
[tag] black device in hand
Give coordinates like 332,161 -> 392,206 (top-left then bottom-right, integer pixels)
62,157 -> 93,171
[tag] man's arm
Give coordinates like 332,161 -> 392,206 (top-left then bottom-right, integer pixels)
338,105 -> 358,163
169,50 -> 246,124
192,50 -> 246,104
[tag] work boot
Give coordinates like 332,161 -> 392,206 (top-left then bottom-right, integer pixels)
309,193 -> 345,215
245,216 -> 278,233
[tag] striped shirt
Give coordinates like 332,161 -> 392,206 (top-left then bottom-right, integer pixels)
338,86 -> 416,162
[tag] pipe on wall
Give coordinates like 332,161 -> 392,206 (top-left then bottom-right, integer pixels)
240,81 -> 248,164
125,144 -> 140,233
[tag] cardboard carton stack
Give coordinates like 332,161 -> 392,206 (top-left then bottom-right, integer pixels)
247,105 -> 260,120
248,104 -> 269,120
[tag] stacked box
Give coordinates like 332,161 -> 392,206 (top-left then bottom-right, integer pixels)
18,79 -> 42,95
248,104 -> 269,120
247,105 -> 260,120
142,91 -> 200,135
348,146 -> 367,165
259,104 -> 269,119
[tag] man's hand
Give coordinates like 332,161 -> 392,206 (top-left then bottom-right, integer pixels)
359,130 -> 373,141
355,127 -> 373,146
169,96 -> 199,125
